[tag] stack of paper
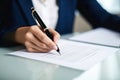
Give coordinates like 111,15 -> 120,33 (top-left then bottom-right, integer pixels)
69,28 -> 120,48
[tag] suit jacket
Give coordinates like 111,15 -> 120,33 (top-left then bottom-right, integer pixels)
0,0 -> 120,46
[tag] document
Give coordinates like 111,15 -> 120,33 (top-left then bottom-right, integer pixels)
8,39 -> 118,70
69,28 -> 120,48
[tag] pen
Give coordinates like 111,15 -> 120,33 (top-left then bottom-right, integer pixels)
31,7 -> 61,55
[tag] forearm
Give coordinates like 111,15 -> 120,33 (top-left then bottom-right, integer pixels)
77,0 -> 120,32
0,26 -> 29,47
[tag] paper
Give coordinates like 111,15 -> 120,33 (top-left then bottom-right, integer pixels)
69,28 -> 120,48
8,39 -> 118,70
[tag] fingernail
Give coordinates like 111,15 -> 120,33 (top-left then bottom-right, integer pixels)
53,45 -> 58,50
55,40 -> 58,44
54,38 -> 58,44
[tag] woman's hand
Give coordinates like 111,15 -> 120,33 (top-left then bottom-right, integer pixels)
15,25 -> 60,53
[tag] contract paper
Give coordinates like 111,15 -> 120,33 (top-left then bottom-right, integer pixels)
69,28 -> 120,48
8,39 -> 118,70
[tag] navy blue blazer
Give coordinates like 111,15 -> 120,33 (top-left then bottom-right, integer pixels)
0,0 -> 120,46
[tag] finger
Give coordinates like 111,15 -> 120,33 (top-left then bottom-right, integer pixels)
29,26 -> 57,50
25,32 -> 49,49
27,47 -> 50,53
25,41 -> 51,53
48,28 -> 60,44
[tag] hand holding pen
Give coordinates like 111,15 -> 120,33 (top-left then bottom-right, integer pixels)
31,7 -> 61,54
14,9 -> 60,53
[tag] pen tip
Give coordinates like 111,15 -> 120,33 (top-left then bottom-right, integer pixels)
59,52 -> 61,55
56,45 -> 61,55
57,49 -> 61,55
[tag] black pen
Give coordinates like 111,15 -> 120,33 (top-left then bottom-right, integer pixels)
31,7 -> 61,55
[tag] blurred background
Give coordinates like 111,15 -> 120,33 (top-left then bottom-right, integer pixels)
74,0 -> 120,32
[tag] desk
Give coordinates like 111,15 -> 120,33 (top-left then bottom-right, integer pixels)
0,33 -> 120,80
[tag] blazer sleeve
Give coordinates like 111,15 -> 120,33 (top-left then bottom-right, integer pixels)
77,0 -> 120,32
0,0 -> 33,46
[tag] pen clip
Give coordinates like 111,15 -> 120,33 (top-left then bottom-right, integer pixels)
31,11 -> 40,27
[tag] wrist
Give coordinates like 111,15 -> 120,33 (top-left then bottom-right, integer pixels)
15,27 -> 29,44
